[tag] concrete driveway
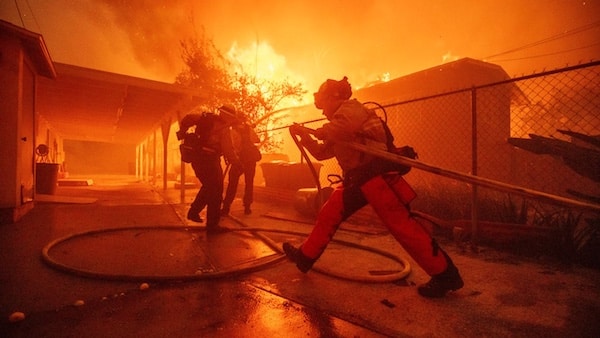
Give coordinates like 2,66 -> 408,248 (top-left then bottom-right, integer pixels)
1,176 -> 599,337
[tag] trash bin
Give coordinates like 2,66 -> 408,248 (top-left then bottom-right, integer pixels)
260,161 -> 322,190
36,163 -> 60,195
260,161 -> 286,189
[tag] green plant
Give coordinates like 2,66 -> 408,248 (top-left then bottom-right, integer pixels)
500,195 -> 529,224
572,214 -> 600,267
529,203 -> 583,260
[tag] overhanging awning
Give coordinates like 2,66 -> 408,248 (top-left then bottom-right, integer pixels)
36,63 -> 205,144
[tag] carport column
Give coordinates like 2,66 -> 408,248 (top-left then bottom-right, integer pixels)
139,143 -> 145,180
144,139 -> 150,181
140,141 -> 148,181
161,118 -> 171,190
135,145 -> 140,178
152,129 -> 157,182
180,160 -> 185,204
139,142 -> 144,180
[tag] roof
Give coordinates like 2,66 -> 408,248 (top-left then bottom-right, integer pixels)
354,57 -> 513,104
0,19 -> 56,78
36,63 -> 206,144
2,19 -> 206,145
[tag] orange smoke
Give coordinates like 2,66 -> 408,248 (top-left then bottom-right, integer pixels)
3,0 -> 599,90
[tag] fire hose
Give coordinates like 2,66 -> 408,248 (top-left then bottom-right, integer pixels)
41,223 -> 411,283
289,126 -> 334,213
342,141 -> 600,212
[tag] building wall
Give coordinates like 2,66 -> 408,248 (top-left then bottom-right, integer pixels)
0,31 -> 35,222
0,32 -> 22,209
1,21 -> 55,223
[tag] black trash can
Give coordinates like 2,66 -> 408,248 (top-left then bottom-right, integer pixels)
36,163 -> 59,195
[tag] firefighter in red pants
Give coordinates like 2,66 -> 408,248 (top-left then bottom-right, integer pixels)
283,76 -> 464,298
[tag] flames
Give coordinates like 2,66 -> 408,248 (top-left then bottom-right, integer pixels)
226,40 -> 311,106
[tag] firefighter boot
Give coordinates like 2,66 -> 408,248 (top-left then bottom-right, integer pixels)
187,209 -> 203,223
417,252 -> 464,298
283,242 -> 315,273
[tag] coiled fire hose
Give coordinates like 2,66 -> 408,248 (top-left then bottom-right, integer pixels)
41,224 -> 411,283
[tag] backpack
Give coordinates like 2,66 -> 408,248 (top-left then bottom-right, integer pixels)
179,133 -> 202,163
363,101 -> 417,175
178,113 -> 220,163
237,124 -> 262,163
380,118 -> 418,175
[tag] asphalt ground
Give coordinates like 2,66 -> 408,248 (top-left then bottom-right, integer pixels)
1,175 -> 599,337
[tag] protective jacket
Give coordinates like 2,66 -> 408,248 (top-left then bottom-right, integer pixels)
222,122 -> 261,212
301,99 -> 388,173
231,123 -> 261,163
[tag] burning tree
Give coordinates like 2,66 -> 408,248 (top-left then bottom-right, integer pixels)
175,27 -> 234,107
228,71 -> 305,152
175,27 -> 306,152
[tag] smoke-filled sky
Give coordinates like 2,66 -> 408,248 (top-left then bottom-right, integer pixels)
2,0 -> 599,96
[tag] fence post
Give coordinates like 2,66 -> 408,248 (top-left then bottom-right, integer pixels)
471,87 -> 479,249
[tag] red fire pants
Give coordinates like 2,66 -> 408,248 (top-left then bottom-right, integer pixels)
301,173 -> 448,276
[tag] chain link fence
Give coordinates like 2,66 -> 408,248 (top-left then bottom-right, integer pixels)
384,62 -> 599,215
279,60 -> 599,262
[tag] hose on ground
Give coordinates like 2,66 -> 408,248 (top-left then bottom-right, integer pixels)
41,221 -> 411,283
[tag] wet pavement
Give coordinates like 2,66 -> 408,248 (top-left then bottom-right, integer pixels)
1,175 -> 599,337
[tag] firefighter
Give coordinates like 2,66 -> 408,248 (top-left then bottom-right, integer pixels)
221,107 -> 262,216
283,76 -> 464,298
178,107 -> 237,233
